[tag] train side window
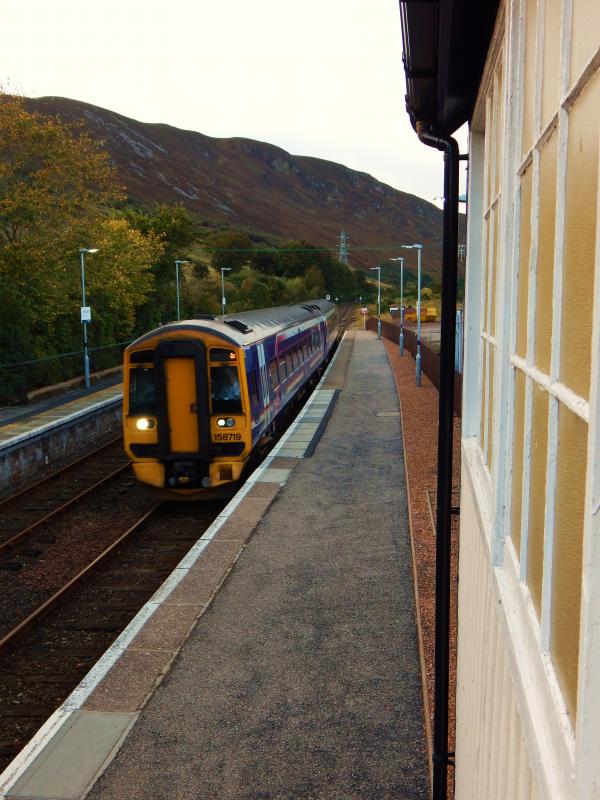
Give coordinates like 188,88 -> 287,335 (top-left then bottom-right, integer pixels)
285,353 -> 293,374
249,371 -> 259,406
291,350 -> 298,369
303,343 -> 309,360
278,361 -> 287,383
129,367 -> 156,415
296,347 -> 303,365
269,360 -> 279,389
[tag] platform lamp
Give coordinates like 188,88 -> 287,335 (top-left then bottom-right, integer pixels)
175,260 -> 189,321
389,256 -> 404,356
401,243 -> 423,387
221,267 -> 231,316
79,247 -> 98,389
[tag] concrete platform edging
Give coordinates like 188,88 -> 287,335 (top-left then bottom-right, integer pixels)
0,333 -> 351,800
0,394 -> 122,495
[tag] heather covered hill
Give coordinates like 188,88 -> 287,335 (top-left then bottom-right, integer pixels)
26,96 -> 466,277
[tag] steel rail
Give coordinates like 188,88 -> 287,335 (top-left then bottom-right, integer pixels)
0,503 -> 162,658
0,435 -> 123,512
0,461 -> 131,557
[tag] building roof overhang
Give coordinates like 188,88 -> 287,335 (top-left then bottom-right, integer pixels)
399,0 -> 501,136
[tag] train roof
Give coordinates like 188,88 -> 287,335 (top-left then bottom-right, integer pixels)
128,300 -> 336,350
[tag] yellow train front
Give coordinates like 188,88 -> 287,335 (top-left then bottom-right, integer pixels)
123,301 -> 338,498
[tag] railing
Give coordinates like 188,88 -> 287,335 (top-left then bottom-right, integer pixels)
366,317 -> 463,417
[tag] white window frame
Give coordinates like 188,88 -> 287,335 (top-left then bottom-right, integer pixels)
461,0 -> 600,793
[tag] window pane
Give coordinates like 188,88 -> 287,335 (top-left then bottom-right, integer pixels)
516,166 -> 533,359
527,383 -> 549,617
560,71 -> 600,400
487,348 -> 495,469
541,0 -> 560,130
210,348 -> 236,362
570,0 -> 600,90
129,367 -> 156,415
269,361 -> 278,389
480,345 -> 487,450
511,368 -> 527,556
522,0 -> 538,157
551,404 -> 588,722
535,132 -> 558,374
490,203 -> 500,337
210,365 -> 242,413
250,372 -> 259,405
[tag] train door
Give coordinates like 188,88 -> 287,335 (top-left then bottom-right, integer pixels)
165,357 -> 198,451
155,340 -> 211,485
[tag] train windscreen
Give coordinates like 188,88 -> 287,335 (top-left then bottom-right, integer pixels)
129,367 -> 157,414
210,365 -> 242,414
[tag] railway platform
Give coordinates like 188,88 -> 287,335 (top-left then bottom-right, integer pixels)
1,330 -> 429,800
0,381 -> 122,494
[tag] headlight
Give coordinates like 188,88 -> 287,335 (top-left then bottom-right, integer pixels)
217,418 -> 226,427
217,418 -> 235,428
225,418 -> 235,428
136,417 -> 155,431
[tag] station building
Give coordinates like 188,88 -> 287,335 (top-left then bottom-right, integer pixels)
401,1 -> 600,797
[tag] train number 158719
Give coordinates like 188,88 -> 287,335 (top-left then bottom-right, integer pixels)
214,432 -> 242,441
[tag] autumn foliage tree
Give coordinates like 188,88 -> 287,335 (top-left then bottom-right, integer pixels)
0,94 -> 162,399
0,95 -> 119,244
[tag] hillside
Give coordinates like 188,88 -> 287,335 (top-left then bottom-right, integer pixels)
26,96 -> 466,277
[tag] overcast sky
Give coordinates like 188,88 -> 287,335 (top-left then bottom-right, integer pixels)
3,0 -> 466,203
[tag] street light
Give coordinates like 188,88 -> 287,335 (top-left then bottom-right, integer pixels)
220,267 -> 231,316
79,247 -> 98,389
390,256 -> 404,356
174,259 -> 189,321
370,266 -> 382,339
401,243 -> 423,387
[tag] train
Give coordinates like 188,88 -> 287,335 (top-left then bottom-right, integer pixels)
123,300 -> 339,498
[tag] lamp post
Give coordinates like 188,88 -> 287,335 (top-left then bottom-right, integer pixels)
370,266 -> 381,339
390,256 -> 404,355
79,247 -> 98,389
220,267 -> 231,316
401,243 -> 423,386
174,259 -> 189,321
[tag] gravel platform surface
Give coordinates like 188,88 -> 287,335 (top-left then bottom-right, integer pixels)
89,331 -> 429,800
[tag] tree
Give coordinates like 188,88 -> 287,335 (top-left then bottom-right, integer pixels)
0,95 -> 162,400
304,265 -> 325,297
207,231 -> 254,273
123,204 -> 202,325
278,241 -> 331,279
0,95 -> 120,244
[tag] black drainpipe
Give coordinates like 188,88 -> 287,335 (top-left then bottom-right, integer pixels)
416,123 -> 460,800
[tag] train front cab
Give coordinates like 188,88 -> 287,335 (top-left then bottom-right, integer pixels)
124,335 -> 251,494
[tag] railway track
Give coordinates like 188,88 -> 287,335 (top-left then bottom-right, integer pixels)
0,436 -> 129,552
0,501 -> 223,767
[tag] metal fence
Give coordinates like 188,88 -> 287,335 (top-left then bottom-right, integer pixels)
366,317 -> 463,417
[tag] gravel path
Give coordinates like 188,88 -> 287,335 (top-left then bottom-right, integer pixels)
383,338 -> 460,781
